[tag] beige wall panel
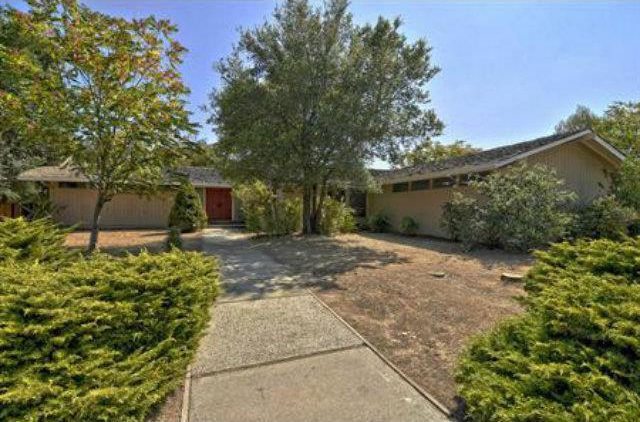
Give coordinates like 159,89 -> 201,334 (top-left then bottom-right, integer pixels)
367,186 -> 473,238
525,141 -> 615,203
51,186 -> 175,228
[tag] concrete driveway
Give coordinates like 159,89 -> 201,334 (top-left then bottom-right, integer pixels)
182,228 -> 450,422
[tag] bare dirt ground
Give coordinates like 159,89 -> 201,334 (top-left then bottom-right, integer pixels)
65,229 -> 202,255
252,232 -> 533,414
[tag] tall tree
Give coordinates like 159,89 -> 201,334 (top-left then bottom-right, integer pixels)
13,0 -> 196,251
0,4 -> 67,202
395,139 -> 479,168
211,0 -> 443,234
555,105 -> 599,134
598,101 -> 640,156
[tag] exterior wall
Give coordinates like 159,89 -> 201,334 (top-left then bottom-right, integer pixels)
367,185 -> 473,238
367,140 -> 619,238
524,140 -> 615,203
50,184 -> 175,229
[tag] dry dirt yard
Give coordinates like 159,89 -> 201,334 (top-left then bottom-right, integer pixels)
252,232 -> 533,414
65,229 -> 202,255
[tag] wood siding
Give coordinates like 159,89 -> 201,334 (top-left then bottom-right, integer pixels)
367,140 -> 619,238
50,186 -> 175,229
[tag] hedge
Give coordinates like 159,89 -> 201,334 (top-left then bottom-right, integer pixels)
0,249 -> 219,421
456,238 -> 640,421
0,217 -> 77,265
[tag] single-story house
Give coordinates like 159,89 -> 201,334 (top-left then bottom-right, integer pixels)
367,129 -> 625,238
17,166 -> 242,229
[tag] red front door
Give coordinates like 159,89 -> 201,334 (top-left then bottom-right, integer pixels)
206,188 -> 232,221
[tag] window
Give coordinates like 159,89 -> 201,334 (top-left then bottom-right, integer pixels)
59,182 -> 80,189
432,177 -> 456,189
392,182 -> 409,193
458,174 -> 471,186
411,179 -> 430,191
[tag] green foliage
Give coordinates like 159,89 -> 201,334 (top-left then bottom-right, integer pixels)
441,193 -> 483,250
211,0 -> 442,233
555,104 -> 599,134
168,180 -> 207,233
0,217 -> 76,265
165,227 -> 183,251
612,157 -> 640,211
6,0 -> 197,251
598,101 -> 640,156
572,195 -> 634,240
234,182 -> 301,235
400,216 -> 419,236
367,213 -> 391,233
319,197 -> 356,235
0,249 -> 219,422
457,238 -> 640,421
396,139 -> 480,168
441,164 -> 576,251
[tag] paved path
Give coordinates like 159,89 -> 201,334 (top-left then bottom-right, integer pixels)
184,228 -> 450,422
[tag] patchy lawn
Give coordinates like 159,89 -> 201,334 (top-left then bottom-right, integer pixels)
252,232 -> 533,414
65,229 -> 202,254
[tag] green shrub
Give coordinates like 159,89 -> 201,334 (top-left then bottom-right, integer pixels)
0,249 -> 219,422
367,212 -> 391,233
168,180 -> 207,233
442,164 -> 576,251
320,197 -> 356,235
400,216 -> 419,236
234,181 -> 301,235
572,195 -> 634,240
456,238 -> 640,421
165,226 -> 183,251
441,193 -> 484,250
0,217 -> 76,265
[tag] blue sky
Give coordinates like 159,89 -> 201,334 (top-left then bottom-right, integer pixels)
8,0 -> 640,155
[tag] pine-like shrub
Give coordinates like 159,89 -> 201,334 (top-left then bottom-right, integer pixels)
400,216 -> 419,236
319,197 -> 356,235
456,238 -> 640,421
0,217 -> 77,265
168,180 -> 207,233
0,250 -> 219,422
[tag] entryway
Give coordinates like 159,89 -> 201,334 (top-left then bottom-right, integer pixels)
205,187 -> 232,222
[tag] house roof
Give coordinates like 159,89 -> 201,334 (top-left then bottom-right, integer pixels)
378,130 -> 625,183
18,165 -> 230,188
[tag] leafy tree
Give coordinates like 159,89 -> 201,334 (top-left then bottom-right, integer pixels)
211,0 -> 443,234
0,4 -> 67,202
554,104 -> 599,134
10,1 -> 196,252
612,156 -> 640,210
441,164 -> 576,251
599,101 -> 640,156
395,139 -> 479,167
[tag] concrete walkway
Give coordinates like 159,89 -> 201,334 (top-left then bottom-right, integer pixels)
184,228 -> 450,422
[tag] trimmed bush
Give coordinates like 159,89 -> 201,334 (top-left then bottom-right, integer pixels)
234,181 -> 301,235
165,226 -> 183,250
572,195 -> 634,240
456,238 -> 640,421
400,216 -> 419,236
168,180 -> 207,233
320,197 -> 356,235
0,217 -> 76,265
367,212 -> 391,233
0,249 -> 219,422
441,164 -> 576,251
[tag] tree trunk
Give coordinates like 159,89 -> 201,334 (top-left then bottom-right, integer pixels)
302,186 -> 312,234
87,192 -> 107,254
